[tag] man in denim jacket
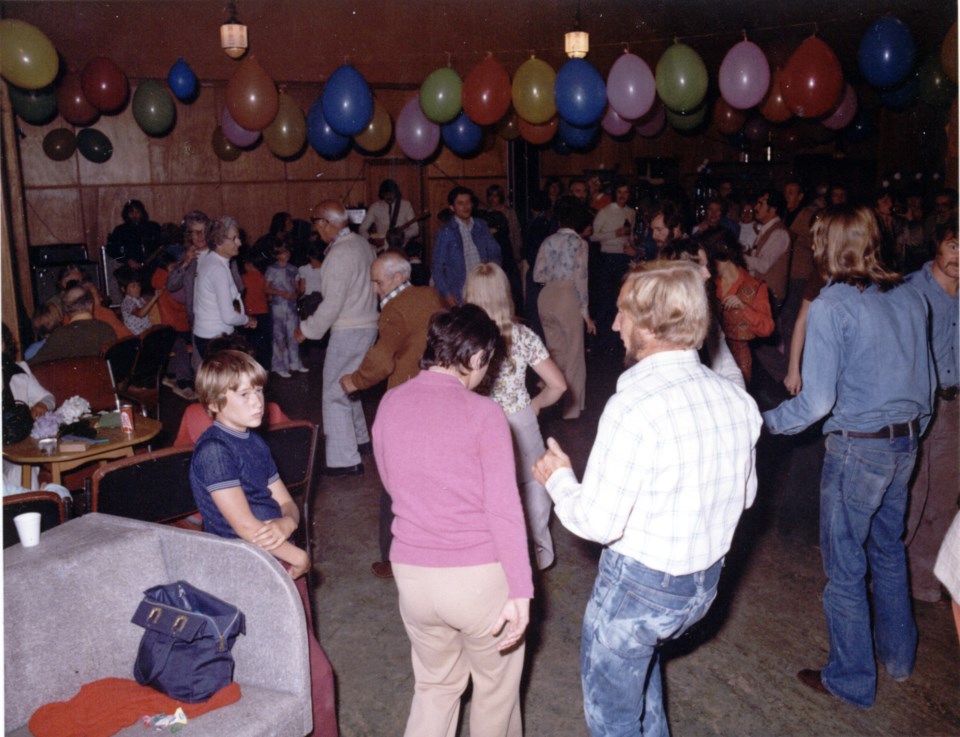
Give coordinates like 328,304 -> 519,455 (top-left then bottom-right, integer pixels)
431,186 -> 501,306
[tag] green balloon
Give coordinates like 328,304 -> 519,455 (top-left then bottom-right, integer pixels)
9,84 -> 57,125
42,128 -> 76,161
132,80 -> 176,136
212,126 -> 241,162
76,128 -> 113,163
419,67 -> 463,123
666,102 -> 708,131
656,43 -> 708,114
918,55 -> 957,108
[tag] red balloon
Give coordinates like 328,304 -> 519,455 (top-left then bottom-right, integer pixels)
80,56 -> 129,113
518,116 -> 558,145
781,37 -> 844,118
760,67 -> 793,123
57,71 -> 99,126
462,55 -> 512,126
225,56 -> 279,131
713,97 -> 746,135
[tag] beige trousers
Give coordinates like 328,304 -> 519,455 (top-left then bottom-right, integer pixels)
538,280 -> 585,418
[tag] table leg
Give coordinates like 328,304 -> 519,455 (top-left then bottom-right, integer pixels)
20,464 -> 32,488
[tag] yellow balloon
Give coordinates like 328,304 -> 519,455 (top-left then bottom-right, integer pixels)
355,100 -> 393,152
263,92 -> 307,158
512,57 -> 556,124
0,19 -> 59,90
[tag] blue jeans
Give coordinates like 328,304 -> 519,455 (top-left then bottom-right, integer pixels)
581,549 -> 722,737
819,431 -> 919,708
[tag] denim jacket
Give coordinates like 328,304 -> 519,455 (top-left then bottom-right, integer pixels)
764,281 -> 934,436
432,218 -> 501,302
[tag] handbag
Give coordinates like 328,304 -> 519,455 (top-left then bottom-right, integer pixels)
2,400 -> 33,445
297,291 -> 323,321
132,580 -> 245,703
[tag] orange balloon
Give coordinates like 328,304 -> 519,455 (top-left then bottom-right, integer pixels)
760,67 -> 793,123
355,100 -> 393,152
713,97 -> 745,135
463,55 -> 512,125
518,116 -> 558,145
226,56 -> 279,131
781,37 -> 843,118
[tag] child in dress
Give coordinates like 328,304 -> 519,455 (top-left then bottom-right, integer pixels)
297,244 -> 323,301
117,267 -> 161,336
264,244 -> 306,378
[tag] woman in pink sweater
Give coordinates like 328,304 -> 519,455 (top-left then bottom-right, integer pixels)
372,305 -> 533,737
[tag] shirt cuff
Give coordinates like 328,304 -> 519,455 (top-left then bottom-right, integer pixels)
544,466 -> 578,500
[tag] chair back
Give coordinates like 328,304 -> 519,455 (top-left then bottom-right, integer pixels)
3,492 -> 66,548
30,356 -> 117,411
262,420 -> 318,552
91,446 -> 197,524
130,325 -> 176,388
102,335 -> 140,392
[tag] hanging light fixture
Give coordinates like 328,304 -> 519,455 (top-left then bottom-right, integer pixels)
220,0 -> 248,59
565,0 -> 589,59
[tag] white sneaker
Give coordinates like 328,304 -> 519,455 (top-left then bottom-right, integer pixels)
275,371 -> 292,379
295,366 -> 310,373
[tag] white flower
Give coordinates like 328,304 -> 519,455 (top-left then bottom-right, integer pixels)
57,396 -> 91,425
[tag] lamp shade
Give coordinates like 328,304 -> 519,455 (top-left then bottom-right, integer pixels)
565,31 -> 589,59
221,23 -> 248,59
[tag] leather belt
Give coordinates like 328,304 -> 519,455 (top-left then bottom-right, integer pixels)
936,386 -> 959,401
830,419 -> 919,439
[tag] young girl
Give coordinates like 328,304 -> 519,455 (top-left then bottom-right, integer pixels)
265,243 -> 306,378
464,263 -> 567,570
189,349 -> 336,737
117,267 -> 161,336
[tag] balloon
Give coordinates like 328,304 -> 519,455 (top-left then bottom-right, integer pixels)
666,103 -> 707,132
441,111 -> 483,155
713,97 -> 745,135
821,83 -> 858,130
512,57 -> 556,124
167,58 -> 198,102
656,43 -> 708,113
918,54 -> 957,108
226,56 -> 279,131
743,116 -> 769,141
132,80 -> 175,136
42,128 -> 76,161
76,128 -> 112,163
880,73 -> 919,109
322,64 -> 374,136
0,20 -> 58,89
57,72 -> 99,126
497,111 -> 521,140
395,97 -> 440,160
601,105 -> 632,136
760,67 -> 793,123
354,100 -> 392,152
306,97 -> 350,158
858,16 -> 916,89
719,40 -> 771,110
781,37 -> 844,117
211,126 -> 241,162
554,58 -> 606,127
462,55 -> 512,125
420,67 -> 463,123
518,116 -> 558,145
558,119 -> 599,149
81,56 -> 129,113
634,100 -> 666,137
606,52 -> 656,120
221,105 -> 260,147
9,84 -> 57,125
943,22 -> 958,84
264,92 -> 306,158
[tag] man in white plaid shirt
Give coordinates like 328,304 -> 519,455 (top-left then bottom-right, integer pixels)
534,262 -> 762,737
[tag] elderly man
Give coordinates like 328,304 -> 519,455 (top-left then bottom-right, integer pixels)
431,186 -> 501,306
534,263 -> 762,737
340,251 -> 445,578
765,206 -> 934,708
297,200 -> 378,476
28,286 -> 116,365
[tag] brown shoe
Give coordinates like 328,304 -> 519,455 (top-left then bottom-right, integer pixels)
371,561 -> 393,579
797,669 -> 831,696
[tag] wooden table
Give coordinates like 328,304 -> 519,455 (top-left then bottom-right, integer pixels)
2,417 -> 162,486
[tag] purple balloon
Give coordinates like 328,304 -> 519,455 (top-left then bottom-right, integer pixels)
634,100 -> 665,137
719,40 -> 771,110
606,52 -> 656,120
396,97 -> 440,160
743,116 -> 769,142
601,105 -> 632,136
221,105 -> 260,147
821,83 -> 858,130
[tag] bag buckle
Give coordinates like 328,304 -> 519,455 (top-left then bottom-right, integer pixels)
147,607 -> 162,625
171,615 -> 188,634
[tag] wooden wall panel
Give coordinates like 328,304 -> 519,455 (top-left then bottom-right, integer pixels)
150,185 -> 225,229
148,86 -> 221,185
219,183 -> 291,243
19,121 -> 81,188
24,189 -> 84,245
76,105 -> 152,186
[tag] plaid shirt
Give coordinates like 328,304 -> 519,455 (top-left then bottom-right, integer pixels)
546,349 -> 762,575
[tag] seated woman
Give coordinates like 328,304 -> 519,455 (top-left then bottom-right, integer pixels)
189,349 -> 336,737
372,304 -> 533,737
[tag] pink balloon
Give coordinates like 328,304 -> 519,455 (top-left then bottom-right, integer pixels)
601,105 -> 632,136
634,100 -> 665,137
821,83 -> 858,130
719,40 -> 771,110
396,97 -> 440,160
606,52 -> 656,120
221,105 -> 260,147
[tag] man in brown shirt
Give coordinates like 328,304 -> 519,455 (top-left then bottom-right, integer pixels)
29,287 -> 117,365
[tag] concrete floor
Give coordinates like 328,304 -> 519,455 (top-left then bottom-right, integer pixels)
160,344 -> 960,737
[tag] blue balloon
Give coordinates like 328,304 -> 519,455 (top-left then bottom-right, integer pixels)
167,58 -> 198,102
879,72 -> 919,108
858,16 -> 916,88
307,98 -> 349,158
555,59 -> 606,127
558,119 -> 599,149
441,111 -> 483,155
321,65 -> 374,136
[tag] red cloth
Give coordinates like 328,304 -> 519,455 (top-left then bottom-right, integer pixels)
173,402 -> 291,448
292,571 -> 339,737
242,268 -> 269,316
151,266 -> 190,332
29,678 -> 241,737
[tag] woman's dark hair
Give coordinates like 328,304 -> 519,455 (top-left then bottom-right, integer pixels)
699,227 -> 746,270
554,195 -> 592,233
420,304 -> 501,374
122,199 -> 147,222
269,212 -> 292,236
379,179 -> 401,200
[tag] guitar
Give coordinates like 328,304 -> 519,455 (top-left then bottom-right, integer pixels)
368,211 -> 431,249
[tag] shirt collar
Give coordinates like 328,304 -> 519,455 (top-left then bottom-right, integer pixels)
456,217 -> 474,231
213,421 -> 250,438
618,349 -> 700,390
380,281 -> 411,309
756,217 -> 782,236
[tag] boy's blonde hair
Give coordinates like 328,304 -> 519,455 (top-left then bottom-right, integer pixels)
621,262 -> 709,350
195,350 -> 267,417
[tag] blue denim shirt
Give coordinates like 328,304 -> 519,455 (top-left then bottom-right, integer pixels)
764,281 -> 934,435
431,218 -> 501,302
906,261 -> 959,389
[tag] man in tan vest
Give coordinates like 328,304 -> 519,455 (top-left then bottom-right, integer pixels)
745,189 -> 791,306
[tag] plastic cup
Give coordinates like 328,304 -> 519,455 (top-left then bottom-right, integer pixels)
13,512 -> 41,547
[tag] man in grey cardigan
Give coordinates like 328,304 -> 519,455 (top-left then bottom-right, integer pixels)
296,200 -> 379,475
